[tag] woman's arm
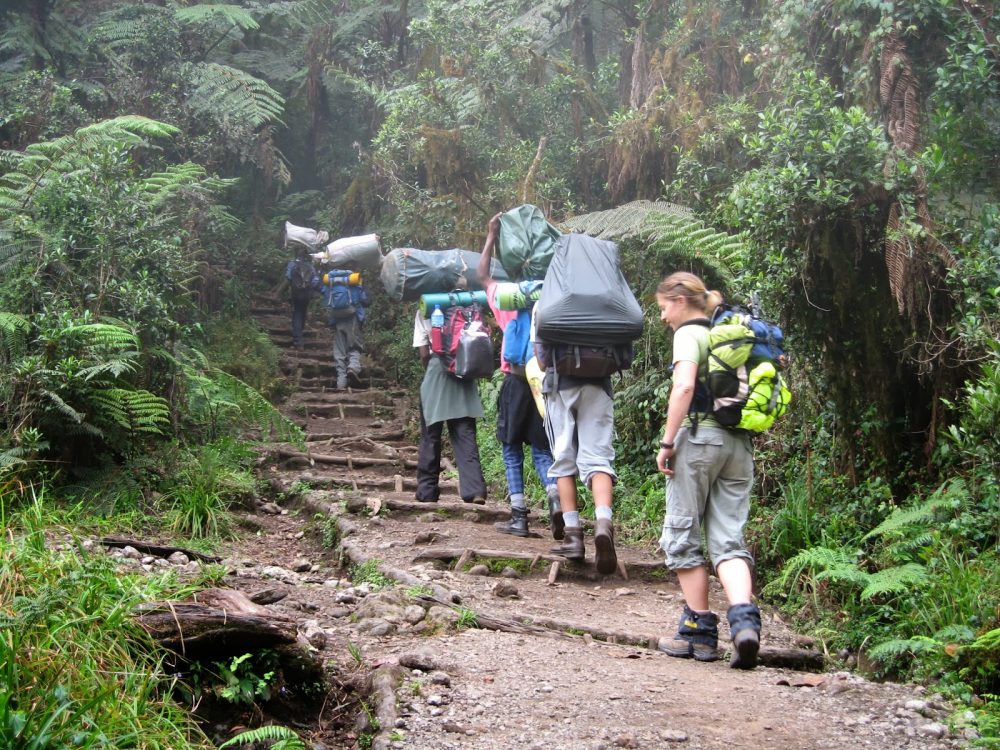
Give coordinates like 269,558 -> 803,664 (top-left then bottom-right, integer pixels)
656,359 -> 698,474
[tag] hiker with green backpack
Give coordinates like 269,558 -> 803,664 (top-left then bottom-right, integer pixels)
653,271 -> 768,670
477,212 -> 559,539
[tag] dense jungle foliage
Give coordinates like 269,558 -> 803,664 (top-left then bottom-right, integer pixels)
2,0 -> 999,745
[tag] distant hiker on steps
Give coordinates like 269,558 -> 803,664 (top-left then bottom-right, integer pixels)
412,308 -> 488,505
654,271 -> 762,669
478,212 -> 559,539
285,245 -> 320,349
321,269 -> 369,390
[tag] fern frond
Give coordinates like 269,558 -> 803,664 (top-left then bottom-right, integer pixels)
868,636 -> 941,662
863,479 -> 968,541
858,563 -> 928,600
765,545 -> 863,595
561,199 -> 692,240
174,5 -> 260,31
185,62 -> 286,130
0,312 -> 31,362
219,724 -> 307,749
933,624 -> 976,644
814,564 -> 872,588
77,358 -> 138,381
62,323 -> 139,353
91,388 -> 170,436
40,390 -> 84,424
141,162 -> 237,208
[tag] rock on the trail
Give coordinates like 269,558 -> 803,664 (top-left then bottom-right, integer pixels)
423,605 -> 460,629
121,545 -> 142,560
168,551 -> 190,565
292,557 -> 312,572
260,565 -> 300,584
249,587 -> 289,605
357,618 -> 396,636
917,722 -> 948,739
467,564 -> 490,576
429,670 -> 451,687
398,650 -> 445,672
403,605 -> 427,624
500,566 -> 520,578
300,619 -> 328,649
491,580 -> 519,598
258,501 -> 283,515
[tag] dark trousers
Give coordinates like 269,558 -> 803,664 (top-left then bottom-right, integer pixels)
416,410 -> 487,503
291,299 -> 309,346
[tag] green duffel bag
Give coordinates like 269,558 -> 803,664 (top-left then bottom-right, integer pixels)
497,204 -> 561,281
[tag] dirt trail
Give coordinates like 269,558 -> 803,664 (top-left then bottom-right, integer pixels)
235,295 -> 962,750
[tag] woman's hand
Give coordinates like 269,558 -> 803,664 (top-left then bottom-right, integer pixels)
656,446 -> 675,476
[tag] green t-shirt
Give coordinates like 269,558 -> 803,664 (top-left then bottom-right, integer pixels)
672,321 -> 718,428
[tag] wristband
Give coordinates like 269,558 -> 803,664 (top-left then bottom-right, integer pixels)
660,441 -> 674,449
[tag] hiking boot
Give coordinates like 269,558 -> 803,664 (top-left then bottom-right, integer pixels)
593,518 -> 617,575
727,603 -> 761,670
414,494 -> 438,503
335,374 -> 348,390
658,605 -> 721,662
547,486 -> 564,540
494,507 -> 529,538
347,368 -> 362,388
463,495 -> 486,505
550,526 -> 584,562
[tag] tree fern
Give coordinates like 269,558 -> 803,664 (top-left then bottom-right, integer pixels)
141,162 -> 238,209
219,724 -> 307,750
63,323 -> 140,354
762,544 -> 863,599
0,117 -> 179,211
185,62 -> 286,131
174,5 -> 260,32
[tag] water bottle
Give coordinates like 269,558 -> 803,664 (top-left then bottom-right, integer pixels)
430,305 -> 444,352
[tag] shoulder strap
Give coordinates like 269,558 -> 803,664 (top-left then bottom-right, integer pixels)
676,317 -> 711,330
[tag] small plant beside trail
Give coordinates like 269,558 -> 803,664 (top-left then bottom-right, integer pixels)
350,559 -> 393,590
165,439 -> 257,538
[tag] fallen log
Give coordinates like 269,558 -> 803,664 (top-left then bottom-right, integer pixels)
269,447 -> 411,469
134,588 -> 298,655
101,536 -> 222,563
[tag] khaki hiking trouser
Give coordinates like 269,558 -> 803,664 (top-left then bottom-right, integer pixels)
660,425 -> 754,571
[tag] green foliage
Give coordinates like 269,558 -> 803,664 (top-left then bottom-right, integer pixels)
350,559 -> 393,590
0,495 -> 211,749
213,652 -> 277,706
456,607 -> 480,630
165,439 -> 256,538
219,724 -> 307,750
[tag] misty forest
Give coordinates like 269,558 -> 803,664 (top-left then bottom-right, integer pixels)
1,0 -> 998,748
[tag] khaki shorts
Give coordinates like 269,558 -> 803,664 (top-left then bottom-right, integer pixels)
544,382 -> 616,486
659,425 -> 754,570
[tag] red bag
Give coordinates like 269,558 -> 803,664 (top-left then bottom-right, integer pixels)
433,304 -> 494,379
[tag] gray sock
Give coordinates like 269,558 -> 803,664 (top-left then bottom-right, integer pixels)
595,506 -> 612,521
563,511 -> 581,528
510,493 -> 527,510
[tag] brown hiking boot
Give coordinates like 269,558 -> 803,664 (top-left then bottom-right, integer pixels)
593,518 -> 617,575
546,485 -> 564,540
658,606 -> 721,662
550,526 -> 584,561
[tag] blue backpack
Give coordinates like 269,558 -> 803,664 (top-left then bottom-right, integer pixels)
324,271 -> 368,321
502,310 -> 532,368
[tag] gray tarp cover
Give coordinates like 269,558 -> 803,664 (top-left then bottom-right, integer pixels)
534,233 -> 644,345
380,248 -> 509,302
497,204 -> 562,281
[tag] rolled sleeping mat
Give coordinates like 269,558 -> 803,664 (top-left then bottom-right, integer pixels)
419,290 -> 488,317
525,356 -> 545,418
495,281 -> 543,311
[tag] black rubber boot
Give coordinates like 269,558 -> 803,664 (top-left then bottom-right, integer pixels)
494,507 -> 529,538
550,526 -> 584,562
658,605 -> 721,662
727,602 -> 762,670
